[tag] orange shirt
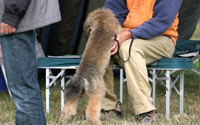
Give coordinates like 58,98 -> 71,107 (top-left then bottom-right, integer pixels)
123,0 -> 179,44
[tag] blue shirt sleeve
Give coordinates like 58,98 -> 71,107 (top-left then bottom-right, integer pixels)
2,0 -> 32,27
104,0 -> 128,26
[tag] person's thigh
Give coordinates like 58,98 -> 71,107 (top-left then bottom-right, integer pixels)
132,36 -> 175,65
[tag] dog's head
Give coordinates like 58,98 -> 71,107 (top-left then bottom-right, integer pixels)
83,8 -> 121,37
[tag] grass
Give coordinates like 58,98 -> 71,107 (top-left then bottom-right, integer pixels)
0,21 -> 200,124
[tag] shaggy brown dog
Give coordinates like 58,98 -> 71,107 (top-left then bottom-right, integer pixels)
61,8 -> 124,123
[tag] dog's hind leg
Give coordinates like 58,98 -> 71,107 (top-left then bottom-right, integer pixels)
85,78 -> 105,124
61,90 -> 84,123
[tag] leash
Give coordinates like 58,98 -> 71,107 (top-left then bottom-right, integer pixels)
114,34 -> 134,62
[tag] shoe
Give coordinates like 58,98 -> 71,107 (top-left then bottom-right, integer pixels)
101,102 -> 123,120
138,110 -> 156,123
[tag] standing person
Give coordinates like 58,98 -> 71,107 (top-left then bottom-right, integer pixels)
47,0 -> 83,56
101,0 -> 183,123
0,0 -> 61,124
178,0 -> 200,40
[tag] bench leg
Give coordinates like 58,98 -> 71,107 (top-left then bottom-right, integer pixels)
46,68 -> 50,113
180,70 -> 184,114
152,69 -> 156,105
61,69 -> 65,112
120,68 -> 124,104
166,70 -> 171,120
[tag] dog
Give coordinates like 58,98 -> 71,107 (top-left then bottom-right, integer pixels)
61,7 -> 124,124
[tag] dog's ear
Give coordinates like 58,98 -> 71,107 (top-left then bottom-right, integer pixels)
83,20 -> 91,37
83,8 -> 100,37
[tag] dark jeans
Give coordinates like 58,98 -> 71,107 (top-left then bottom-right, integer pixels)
178,0 -> 200,40
0,30 -> 46,125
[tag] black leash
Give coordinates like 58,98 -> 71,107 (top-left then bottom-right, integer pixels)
114,34 -> 134,62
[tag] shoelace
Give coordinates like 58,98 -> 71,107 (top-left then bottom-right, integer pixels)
139,111 -> 152,118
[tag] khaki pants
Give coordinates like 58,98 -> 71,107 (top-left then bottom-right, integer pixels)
102,36 -> 175,115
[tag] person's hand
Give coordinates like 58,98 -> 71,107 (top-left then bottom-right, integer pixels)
111,31 -> 133,55
0,22 -> 16,34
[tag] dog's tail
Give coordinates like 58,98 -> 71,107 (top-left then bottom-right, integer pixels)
65,74 -> 85,99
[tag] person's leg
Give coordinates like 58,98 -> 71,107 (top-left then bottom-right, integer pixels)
101,59 -> 123,119
0,30 -> 46,125
52,0 -> 83,55
178,0 -> 200,40
118,36 -> 174,121
102,60 -> 117,110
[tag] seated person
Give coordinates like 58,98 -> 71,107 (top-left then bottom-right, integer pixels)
101,0 -> 182,123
